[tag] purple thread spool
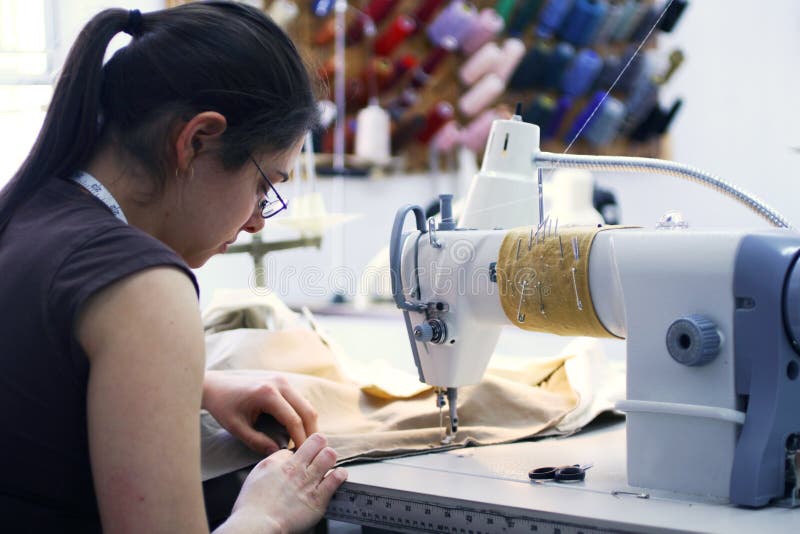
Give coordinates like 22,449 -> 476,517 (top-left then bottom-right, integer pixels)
559,0 -> 608,48
561,48 -> 602,97
427,1 -> 479,48
461,8 -> 505,55
583,96 -> 626,146
536,0 -> 576,40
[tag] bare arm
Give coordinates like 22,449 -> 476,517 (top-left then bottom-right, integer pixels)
77,267 -> 208,533
76,267 -> 347,533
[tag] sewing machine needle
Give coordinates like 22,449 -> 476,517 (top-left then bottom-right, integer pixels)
571,267 -> 583,311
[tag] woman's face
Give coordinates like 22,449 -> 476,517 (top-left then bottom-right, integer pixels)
169,137 -> 305,268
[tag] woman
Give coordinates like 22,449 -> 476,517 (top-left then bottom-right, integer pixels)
0,2 -> 346,532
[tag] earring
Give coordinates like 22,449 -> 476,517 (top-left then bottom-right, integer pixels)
175,166 -> 195,180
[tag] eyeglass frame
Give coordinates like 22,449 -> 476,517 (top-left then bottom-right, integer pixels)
251,156 -> 288,219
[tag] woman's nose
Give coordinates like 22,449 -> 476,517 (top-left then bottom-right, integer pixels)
242,209 -> 265,234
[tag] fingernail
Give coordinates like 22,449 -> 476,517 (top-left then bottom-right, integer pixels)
334,468 -> 348,481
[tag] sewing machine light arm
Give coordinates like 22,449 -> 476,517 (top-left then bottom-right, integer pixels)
533,152 -> 794,230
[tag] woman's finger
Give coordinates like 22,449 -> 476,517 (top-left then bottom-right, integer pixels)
292,433 -> 327,466
230,416 -> 281,455
256,387 -> 308,447
306,446 -> 337,481
317,467 -> 348,495
278,383 -> 319,438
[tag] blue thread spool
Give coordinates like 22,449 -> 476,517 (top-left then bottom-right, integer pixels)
583,96 -> 626,146
508,0 -> 545,36
312,0 -> 333,17
565,90 -> 605,141
659,0 -> 687,32
522,95 -> 557,132
559,0 -> 608,48
592,54 -> 620,92
613,0 -> 648,43
536,0 -> 575,40
541,42 -> 575,90
561,48 -> 602,97
615,45 -> 643,93
508,41 -> 551,90
631,5 -> 660,42
591,1 -> 623,46
544,95 -> 573,139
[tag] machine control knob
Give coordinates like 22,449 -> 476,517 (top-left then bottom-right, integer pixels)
413,319 -> 447,344
666,314 -> 721,366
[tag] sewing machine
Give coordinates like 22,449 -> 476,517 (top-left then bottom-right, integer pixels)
389,116 -> 800,508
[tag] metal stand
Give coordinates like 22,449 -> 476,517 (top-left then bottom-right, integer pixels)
226,232 -> 322,287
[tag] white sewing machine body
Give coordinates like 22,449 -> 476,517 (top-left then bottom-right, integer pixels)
389,117 -> 800,509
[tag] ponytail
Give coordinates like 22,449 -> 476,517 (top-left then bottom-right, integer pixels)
0,9 -> 132,230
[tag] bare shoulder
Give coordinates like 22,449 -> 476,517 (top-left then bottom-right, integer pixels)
76,266 -> 203,364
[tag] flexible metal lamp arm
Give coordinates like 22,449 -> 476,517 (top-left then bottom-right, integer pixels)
533,152 -> 794,230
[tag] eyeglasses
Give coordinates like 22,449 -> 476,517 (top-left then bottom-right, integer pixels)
251,157 -> 288,219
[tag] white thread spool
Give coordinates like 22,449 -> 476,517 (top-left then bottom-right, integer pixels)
267,0 -> 299,27
459,42 -> 502,86
355,103 -> 391,165
548,169 -> 604,226
493,38 -> 526,83
459,73 -> 505,117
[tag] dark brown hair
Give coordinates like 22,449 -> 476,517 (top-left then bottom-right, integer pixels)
0,1 -> 318,229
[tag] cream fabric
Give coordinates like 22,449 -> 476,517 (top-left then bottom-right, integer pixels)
200,320 -> 623,481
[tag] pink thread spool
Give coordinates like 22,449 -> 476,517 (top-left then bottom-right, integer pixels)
459,41 -> 502,86
432,121 -> 462,152
461,109 -> 502,152
417,101 -> 455,143
458,73 -> 505,117
460,8 -> 505,55
492,38 -> 526,83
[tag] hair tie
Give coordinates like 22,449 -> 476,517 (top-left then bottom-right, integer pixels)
123,9 -> 143,37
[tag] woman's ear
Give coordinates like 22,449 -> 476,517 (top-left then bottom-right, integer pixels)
174,111 -> 227,173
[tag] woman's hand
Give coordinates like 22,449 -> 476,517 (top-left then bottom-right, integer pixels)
203,370 -> 318,455
216,433 -> 347,534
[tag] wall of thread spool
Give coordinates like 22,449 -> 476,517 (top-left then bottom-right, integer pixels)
170,0 -> 688,174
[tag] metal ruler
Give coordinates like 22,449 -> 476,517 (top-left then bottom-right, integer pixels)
326,485 -> 639,533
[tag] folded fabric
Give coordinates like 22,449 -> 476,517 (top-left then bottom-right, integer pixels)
200,322 -> 623,481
